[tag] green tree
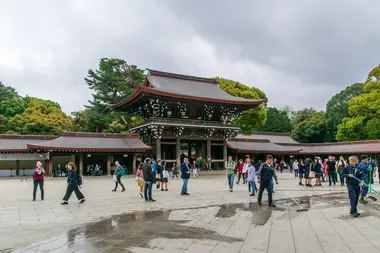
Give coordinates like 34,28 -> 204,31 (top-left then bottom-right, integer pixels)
215,77 -> 268,134
291,108 -> 317,127
85,58 -> 145,132
71,110 -> 90,132
0,115 -> 8,133
258,107 -> 291,132
7,97 -> 72,135
292,111 -> 327,143
337,65 -> 380,141
0,97 -> 26,118
324,83 -> 364,142
0,81 -> 18,101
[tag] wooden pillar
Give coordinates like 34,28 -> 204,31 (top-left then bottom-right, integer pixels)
207,138 -> 211,159
156,138 -> 161,161
133,153 -> 137,174
176,137 -> 181,169
16,160 -> 20,176
79,153 -> 84,176
223,140 -> 228,163
48,153 -> 53,177
107,155 -> 111,175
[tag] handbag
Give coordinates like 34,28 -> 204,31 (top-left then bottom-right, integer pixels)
163,169 -> 169,179
112,174 -> 117,182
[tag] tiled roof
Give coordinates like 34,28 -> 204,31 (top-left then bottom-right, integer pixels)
280,141 -> 380,155
27,132 -> 151,152
0,132 -> 151,153
235,132 -> 299,144
227,139 -> 302,154
0,135 -> 56,152
111,70 -> 265,109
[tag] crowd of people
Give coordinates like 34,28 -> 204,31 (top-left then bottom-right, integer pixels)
30,152 -> 378,217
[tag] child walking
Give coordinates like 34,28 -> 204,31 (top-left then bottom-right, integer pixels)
341,156 -> 364,217
247,160 -> 257,196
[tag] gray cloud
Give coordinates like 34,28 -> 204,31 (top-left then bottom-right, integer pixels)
1,0 -> 379,114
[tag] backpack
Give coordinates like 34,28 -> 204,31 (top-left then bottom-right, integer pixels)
120,167 -> 126,176
77,175 -> 83,186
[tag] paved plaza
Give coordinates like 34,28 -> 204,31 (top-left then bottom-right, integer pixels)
2,173 -> 380,252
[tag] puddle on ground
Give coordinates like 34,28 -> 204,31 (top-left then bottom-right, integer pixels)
8,192 -> 378,253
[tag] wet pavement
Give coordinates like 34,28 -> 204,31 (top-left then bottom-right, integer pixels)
3,174 -> 380,252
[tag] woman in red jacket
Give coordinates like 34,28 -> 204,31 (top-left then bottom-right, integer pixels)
33,161 -> 45,201
236,159 -> 244,184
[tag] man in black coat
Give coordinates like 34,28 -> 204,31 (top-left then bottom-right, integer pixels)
143,158 -> 155,202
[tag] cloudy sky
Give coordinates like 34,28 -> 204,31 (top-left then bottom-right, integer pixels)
1,0 -> 380,114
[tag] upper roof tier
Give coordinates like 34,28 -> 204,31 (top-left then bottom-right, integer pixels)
111,69 -> 265,109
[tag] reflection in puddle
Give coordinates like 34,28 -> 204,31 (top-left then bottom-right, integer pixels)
10,193 -> 359,252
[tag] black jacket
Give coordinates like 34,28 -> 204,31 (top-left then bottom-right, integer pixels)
143,164 -> 154,181
326,160 -> 336,172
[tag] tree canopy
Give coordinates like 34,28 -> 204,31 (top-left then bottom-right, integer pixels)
336,65 -> 380,141
216,77 -> 267,134
258,107 -> 291,132
292,111 -> 326,143
0,81 -> 72,135
82,58 -> 145,132
324,83 -> 363,142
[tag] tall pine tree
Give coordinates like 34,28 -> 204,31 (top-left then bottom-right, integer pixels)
84,58 -> 145,132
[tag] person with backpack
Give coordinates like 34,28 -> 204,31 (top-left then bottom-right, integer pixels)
33,161 -> 45,201
61,162 -> 85,205
160,161 -> 169,191
112,161 -> 126,192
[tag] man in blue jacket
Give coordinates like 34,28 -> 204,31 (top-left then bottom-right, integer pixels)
341,156 -> 364,217
359,155 -> 371,204
257,155 -> 278,207
181,158 -> 191,195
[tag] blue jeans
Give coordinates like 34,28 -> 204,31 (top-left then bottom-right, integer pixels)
227,174 -> 234,190
144,181 -> 153,200
248,181 -> 256,195
181,179 -> 189,194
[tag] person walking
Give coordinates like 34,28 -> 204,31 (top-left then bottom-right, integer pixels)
247,160 -> 256,196
192,160 -> 199,178
359,155 -> 371,204
298,159 -> 305,186
242,158 -> 249,184
226,156 -> 236,192
160,161 -> 169,191
33,161 -> 45,201
337,156 -> 347,186
172,162 -> 179,180
112,161 -> 125,192
292,160 -> 299,178
236,159 -> 244,184
136,164 -> 144,198
257,155 -> 278,207
341,156 -> 364,217
143,158 -> 155,202
61,162 -> 85,205
327,156 -> 337,186
314,158 -> 322,186
156,160 -> 162,190
197,155 -> 204,171
181,158 -> 191,195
